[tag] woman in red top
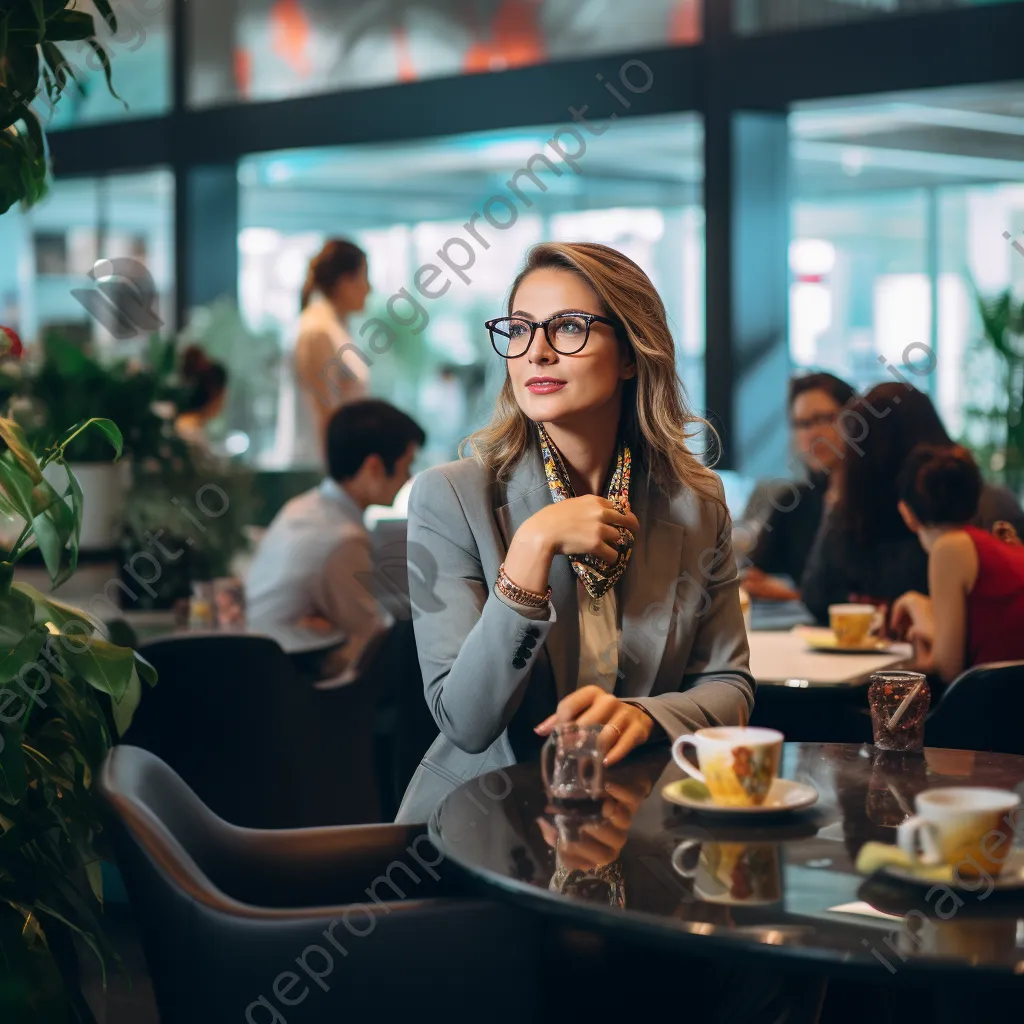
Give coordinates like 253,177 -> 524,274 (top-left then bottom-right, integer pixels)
890,444 -> 1024,682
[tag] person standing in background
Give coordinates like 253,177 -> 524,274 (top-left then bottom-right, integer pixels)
293,239 -> 372,461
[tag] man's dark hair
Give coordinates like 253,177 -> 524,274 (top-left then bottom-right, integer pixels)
788,371 -> 856,411
897,444 -> 982,527
326,399 -> 426,481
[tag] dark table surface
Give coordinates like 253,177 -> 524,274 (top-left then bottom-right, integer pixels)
430,743 -> 1024,978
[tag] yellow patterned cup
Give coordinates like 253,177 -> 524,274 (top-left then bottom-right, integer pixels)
828,603 -> 878,648
897,788 -> 1020,877
671,840 -> 782,905
672,727 -> 784,807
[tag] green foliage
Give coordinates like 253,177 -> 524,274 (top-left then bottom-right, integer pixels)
0,1 -> 119,214
0,415 -> 155,1023
962,288 -> 1024,494
124,429 -> 255,588
18,332 -> 180,463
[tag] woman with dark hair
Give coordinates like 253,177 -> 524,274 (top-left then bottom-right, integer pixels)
174,345 -> 229,453
293,239 -> 372,459
890,444 -> 1024,683
742,371 -> 856,601
800,383 -> 1024,625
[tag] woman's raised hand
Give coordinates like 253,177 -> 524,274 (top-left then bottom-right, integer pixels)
501,495 -> 640,600
525,495 -> 639,564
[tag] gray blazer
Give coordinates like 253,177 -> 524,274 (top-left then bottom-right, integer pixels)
395,442 -> 755,824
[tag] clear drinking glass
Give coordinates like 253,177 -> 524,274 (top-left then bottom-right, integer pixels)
188,580 -> 216,630
868,671 -> 930,752
541,724 -> 606,807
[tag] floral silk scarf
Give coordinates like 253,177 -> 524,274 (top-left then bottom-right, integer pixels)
535,422 -> 634,602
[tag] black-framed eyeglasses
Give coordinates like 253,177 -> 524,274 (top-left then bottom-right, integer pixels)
485,311 -> 618,359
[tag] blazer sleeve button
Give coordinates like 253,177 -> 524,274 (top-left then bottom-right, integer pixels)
512,656 -> 527,669
521,635 -> 536,649
526,626 -> 540,638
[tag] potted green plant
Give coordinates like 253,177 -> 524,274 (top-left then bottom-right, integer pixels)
15,331 -> 180,551
122,430 -> 256,609
0,412 -> 156,1022
1,0 -> 119,214
962,288 -> 1024,496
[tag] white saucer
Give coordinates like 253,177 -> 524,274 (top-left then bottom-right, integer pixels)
662,777 -> 819,815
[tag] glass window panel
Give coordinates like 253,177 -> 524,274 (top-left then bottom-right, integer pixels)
736,0 -> 1022,35
790,84 -> 1024,468
189,0 -> 701,108
790,191 -> 932,394
236,112 -> 704,471
938,183 -> 1024,464
1,170 -> 174,358
40,0 -> 171,129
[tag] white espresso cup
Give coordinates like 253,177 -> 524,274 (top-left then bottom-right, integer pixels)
897,787 -> 1021,877
672,726 -> 784,807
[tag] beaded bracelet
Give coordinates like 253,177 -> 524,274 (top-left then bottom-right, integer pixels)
495,563 -> 551,608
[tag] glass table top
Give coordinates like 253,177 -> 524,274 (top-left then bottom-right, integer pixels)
430,743 -> 1024,976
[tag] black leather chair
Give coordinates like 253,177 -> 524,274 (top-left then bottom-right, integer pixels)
366,619 -> 439,817
99,746 -> 543,1023
125,634 -> 381,827
925,661 -> 1024,754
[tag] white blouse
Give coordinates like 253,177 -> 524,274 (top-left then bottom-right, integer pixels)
291,295 -> 370,461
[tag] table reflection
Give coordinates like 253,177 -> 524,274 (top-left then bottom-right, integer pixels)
672,840 -> 783,906
539,769 -> 654,907
433,743 -> 1024,975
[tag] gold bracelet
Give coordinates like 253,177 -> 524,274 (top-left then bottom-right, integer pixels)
495,563 -> 551,608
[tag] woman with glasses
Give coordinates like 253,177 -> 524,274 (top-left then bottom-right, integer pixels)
741,372 -> 855,602
395,241 -> 753,824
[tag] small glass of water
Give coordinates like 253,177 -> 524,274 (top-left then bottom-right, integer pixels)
541,723 -> 606,807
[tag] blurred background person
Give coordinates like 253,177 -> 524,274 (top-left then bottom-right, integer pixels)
293,238 -> 372,461
801,383 -> 1024,625
246,399 -> 425,681
174,345 -> 229,456
891,445 -> 1024,684
742,371 -> 855,602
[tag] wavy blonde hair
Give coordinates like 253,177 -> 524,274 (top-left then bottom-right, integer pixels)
463,241 -> 721,505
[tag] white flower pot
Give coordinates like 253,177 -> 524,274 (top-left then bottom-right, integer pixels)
43,461 -> 131,552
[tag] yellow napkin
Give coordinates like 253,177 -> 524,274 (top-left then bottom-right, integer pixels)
855,841 -> 953,883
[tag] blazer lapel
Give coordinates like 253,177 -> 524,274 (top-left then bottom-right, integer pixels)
619,475 -> 686,699
494,444 -> 579,698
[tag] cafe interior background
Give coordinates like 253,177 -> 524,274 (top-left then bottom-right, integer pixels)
1,0 -> 1024,1021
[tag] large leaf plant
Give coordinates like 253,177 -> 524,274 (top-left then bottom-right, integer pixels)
1,0 -> 120,214
0,414 -> 156,1022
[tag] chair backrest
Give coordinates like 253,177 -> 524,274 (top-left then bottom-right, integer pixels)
366,618 -> 438,812
926,661 -> 1024,754
124,633 -> 382,826
97,745 -> 245,1020
99,745 -> 238,901
99,746 -> 544,1024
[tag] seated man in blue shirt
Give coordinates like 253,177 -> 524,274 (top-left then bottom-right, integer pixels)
246,399 -> 425,679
